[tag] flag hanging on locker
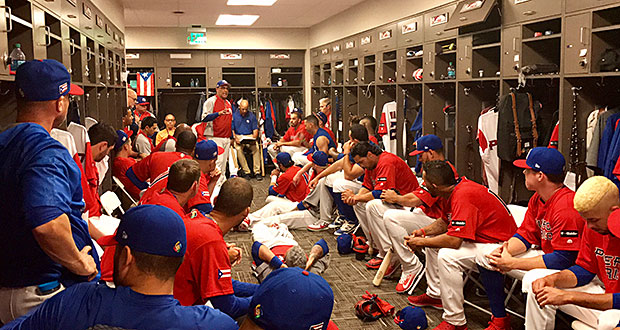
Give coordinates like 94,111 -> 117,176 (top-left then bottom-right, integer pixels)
136,72 -> 155,96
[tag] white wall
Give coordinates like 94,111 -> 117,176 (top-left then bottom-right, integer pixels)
125,27 -> 309,50
308,0 -> 451,48
91,0 -> 125,31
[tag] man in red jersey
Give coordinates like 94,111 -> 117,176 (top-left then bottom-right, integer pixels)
405,160 -> 517,330
112,130 -> 141,200
342,141 -> 420,269
125,130 -> 196,191
521,176 -> 620,330
196,80 -> 233,188
267,110 -> 311,160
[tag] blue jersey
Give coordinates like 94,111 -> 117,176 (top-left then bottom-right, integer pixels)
2,282 -> 238,330
306,127 -> 336,156
0,123 -> 98,287
232,111 -> 258,136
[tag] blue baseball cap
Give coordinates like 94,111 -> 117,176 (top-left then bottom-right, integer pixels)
409,135 -> 443,156
316,111 -> 328,125
394,306 -> 428,330
114,130 -> 129,151
337,234 -> 353,254
307,151 -> 329,167
98,205 -> 186,257
249,267 -> 334,330
513,147 -> 565,175
216,80 -> 230,88
195,140 -> 224,161
276,152 -> 294,167
136,96 -> 149,105
16,59 -> 84,101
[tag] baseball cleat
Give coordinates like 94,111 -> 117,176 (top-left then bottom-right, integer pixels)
407,293 -> 443,309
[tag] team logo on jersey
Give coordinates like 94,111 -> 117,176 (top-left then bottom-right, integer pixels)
451,220 -> 466,227
218,269 -> 231,279
594,248 -> 620,280
201,191 -> 210,197
254,304 -> 262,319
59,82 -> 68,94
190,209 -> 199,219
309,323 -> 325,330
377,177 -> 387,182
174,241 -> 182,253
560,230 -> 579,238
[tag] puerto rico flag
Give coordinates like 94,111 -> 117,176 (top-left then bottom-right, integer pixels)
218,269 -> 231,279
137,72 -> 155,96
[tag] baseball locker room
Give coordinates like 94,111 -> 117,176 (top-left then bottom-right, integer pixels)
1,0 -> 620,329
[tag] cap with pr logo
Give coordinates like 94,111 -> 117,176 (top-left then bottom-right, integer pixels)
16,59 -> 84,101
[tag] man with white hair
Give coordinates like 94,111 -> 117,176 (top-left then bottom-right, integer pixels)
521,176 -> 620,330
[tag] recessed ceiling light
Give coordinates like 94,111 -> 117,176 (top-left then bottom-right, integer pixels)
216,14 -> 259,26
227,0 -> 277,6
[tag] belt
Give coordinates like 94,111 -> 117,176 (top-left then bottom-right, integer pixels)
37,280 -> 60,295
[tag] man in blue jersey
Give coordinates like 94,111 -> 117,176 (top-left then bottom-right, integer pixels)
0,59 -> 98,323
292,114 -> 337,166
1,205 -> 238,330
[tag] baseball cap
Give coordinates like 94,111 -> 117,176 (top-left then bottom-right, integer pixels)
316,111 -> 328,125
249,267 -> 334,330
608,209 -> 620,238
513,147 -> 565,175
307,151 -> 329,167
337,234 -> 353,254
136,96 -> 149,105
97,205 -> 186,257
114,130 -> 129,151
394,306 -> 428,330
216,80 -> 230,88
195,140 -> 224,161
16,59 -> 84,101
276,152 -> 294,167
409,135 -> 443,156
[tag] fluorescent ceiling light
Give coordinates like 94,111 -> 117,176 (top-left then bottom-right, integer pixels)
227,0 -> 277,6
216,14 -> 260,26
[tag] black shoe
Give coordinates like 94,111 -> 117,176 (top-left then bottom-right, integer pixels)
256,175 -> 263,181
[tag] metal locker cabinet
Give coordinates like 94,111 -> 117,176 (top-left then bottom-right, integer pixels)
564,13 -> 591,75
501,25 -> 521,77
126,51 -> 154,67
156,66 -> 171,89
397,16 -> 424,48
423,43 -> 436,81
208,51 -> 254,67
376,23 -> 397,51
359,31 -> 376,56
319,45 -> 331,63
445,0 -> 497,31
61,0 -> 80,29
457,35 -> 473,80
342,37 -> 359,85
31,4 -> 47,60
256,67 -> 271,88
207,67 -> 222,88
566,0 -> 616,14
502,0 -> 561,26
331,42 -> 343,61
0,1 -> 10,77
33,0 -> 61,17
423,4 -> 457,42
310,48 -> 320,66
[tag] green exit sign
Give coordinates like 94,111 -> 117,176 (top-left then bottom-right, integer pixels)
188,32 -> 206,45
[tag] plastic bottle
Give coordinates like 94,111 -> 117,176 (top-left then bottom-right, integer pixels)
277,77 -> 283,87
9,43 -> 26,75
190,78 -> 195,87
194,78 -> 199,87
447,62 -> 455,79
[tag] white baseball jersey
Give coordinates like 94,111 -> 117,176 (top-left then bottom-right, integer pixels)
378,101 -> 398,153
477,110 -> 499,194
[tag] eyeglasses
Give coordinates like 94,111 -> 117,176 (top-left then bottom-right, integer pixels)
165,119 -> 176,122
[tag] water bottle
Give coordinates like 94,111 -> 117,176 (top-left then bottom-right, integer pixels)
447,62 -> 455,79
190,78 -> 195,87
194,78 -> 199,87
9,43 -> 26,75
277,77 -> 283,87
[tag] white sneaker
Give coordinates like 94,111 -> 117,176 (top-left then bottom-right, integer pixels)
328,216 -> 346,229
395,262 -> 424,294
334,222 -> 359,236
307,220 -> 330,231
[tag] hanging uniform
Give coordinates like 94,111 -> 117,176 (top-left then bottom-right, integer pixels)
378,101 -> 398,154
477,110 -> 500,194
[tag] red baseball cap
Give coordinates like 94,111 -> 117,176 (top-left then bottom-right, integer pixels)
608,209 -> 620,238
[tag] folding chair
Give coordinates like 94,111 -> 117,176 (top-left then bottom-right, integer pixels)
100,190 -> 125,216
572,320 -> 595,330
112,176 -> 138,208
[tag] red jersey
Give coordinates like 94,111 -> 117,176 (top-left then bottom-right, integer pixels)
205,95 -> 233,138
273,165 -> 309,202
548,123 -> 559,149
130,151 -> 192,183
369,135 -> 379,145
516,187 -> 584,253
112,157 -> 140,200
140,188 -> 186,217
82,159 -> 101,217
282,123 -> 312,143
174,211 -> 234,305
575,227 -> 620,293
444,178 -> 517,243
141,170 -> 213,212
362,152 -> 419,194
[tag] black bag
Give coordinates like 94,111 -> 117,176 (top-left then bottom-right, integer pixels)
599,49 -> 620,72
497,92 -> 541,162
521,63 -> 559,75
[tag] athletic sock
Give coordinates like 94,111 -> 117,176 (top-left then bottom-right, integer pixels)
477,265 -> 507,318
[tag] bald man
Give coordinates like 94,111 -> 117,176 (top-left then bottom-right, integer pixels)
522,176 -> 620,330
127,89 -> 137,109
232,100 -> 261,179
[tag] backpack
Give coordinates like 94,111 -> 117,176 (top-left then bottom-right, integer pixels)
497,92 -> 541,162
599,49 -> 620,72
